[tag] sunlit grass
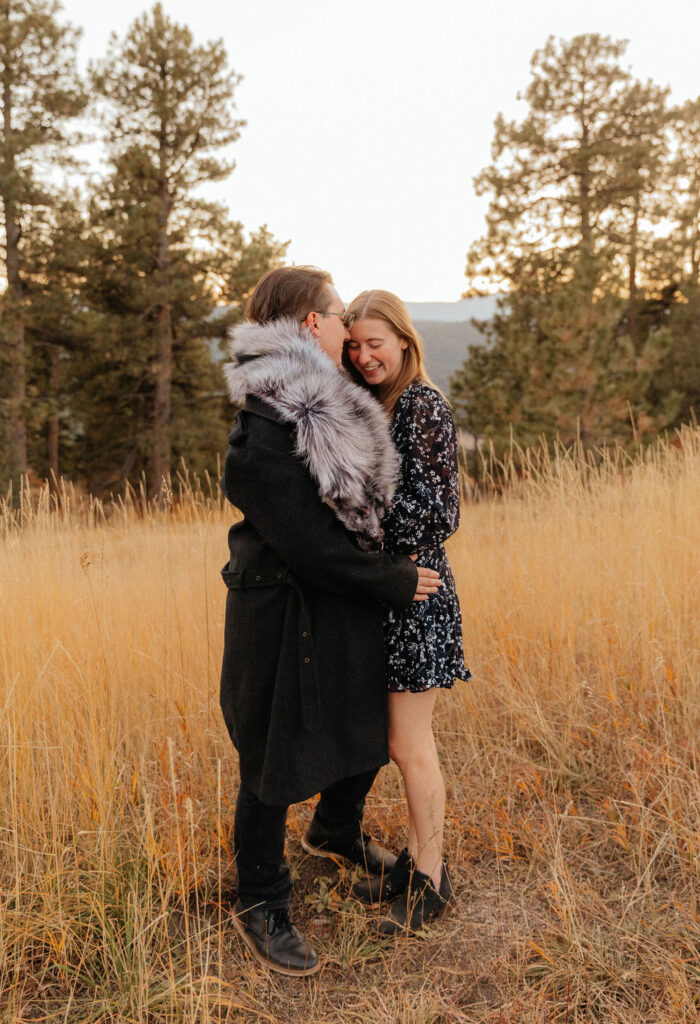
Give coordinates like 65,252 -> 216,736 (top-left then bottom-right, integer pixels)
1,431 -> 699,1022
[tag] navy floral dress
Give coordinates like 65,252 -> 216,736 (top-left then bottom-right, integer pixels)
382,381 -> 469,692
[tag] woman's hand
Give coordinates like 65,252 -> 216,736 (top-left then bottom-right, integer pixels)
410,554 -> 441,602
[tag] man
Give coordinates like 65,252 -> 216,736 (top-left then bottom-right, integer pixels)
219,266 -> 440,975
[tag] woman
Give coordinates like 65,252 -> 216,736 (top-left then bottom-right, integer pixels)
344,289 -> 469,935
219,267 -> 441,976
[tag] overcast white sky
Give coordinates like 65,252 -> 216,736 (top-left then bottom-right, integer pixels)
60,0 -> 700,302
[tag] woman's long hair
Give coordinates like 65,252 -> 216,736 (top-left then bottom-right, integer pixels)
344,289 -> 441,415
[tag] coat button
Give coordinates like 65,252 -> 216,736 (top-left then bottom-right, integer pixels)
304,657 -> 310,663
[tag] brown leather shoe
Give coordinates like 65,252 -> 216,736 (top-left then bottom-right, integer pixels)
232,901 -> 320,976
301,827 -> 397,876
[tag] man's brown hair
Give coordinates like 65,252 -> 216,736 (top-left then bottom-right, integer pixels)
245,266 -> 334,324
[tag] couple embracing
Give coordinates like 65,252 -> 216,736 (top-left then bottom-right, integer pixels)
219,266 -> 469,976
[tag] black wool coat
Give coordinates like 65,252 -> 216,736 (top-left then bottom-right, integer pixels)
220,398 -> 418,806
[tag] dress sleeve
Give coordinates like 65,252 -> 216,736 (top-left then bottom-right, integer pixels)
383,387 -> 461,552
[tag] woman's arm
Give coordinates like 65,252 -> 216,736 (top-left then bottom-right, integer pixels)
383,386 -> 461,552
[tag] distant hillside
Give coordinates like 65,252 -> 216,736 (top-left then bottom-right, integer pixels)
405,294 -> 499,323
210,294 -> 500,394
407,294 -> 500,393
414,320 -> 486,393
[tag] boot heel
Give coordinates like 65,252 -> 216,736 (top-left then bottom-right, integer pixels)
350,848 -> 413,906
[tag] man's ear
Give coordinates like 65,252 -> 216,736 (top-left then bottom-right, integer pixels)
304,311 -> 321,338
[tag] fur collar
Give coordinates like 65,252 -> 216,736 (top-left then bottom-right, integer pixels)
224,317 -> 398,549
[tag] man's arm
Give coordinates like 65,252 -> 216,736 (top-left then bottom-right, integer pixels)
222,417 -> 419,608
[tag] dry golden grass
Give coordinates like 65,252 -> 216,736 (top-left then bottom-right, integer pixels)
1,434 -> 699,1023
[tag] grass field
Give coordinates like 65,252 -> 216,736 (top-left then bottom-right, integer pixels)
1,434 -> 699,1023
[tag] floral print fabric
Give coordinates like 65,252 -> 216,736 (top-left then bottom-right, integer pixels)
383,381 -> 469,692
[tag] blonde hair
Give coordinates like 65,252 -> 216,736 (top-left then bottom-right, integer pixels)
344,289 -> 441,415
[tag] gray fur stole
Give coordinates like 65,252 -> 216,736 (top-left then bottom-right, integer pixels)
224,318 -> 398,549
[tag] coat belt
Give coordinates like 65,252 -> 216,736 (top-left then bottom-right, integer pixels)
220,565 -> 321,733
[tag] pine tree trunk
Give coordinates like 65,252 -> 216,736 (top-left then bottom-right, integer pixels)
577,115 -> 596,356
150,176 -> 172,496
627,189 -> 640,346
3,71 -> 27,486
5,280 -> 26,483
576,118 -> 595,448
48,343 -> 60,491
690,193 -> 700,282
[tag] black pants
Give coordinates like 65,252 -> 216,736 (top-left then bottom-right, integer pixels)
234,768 -> 379,911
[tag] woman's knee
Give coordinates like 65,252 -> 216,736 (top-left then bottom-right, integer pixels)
388,734 -> 434,772
388,689 -> 438,770
388,734 -> 408,767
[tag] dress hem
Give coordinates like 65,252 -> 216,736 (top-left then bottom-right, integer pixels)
387,668 -> 472,694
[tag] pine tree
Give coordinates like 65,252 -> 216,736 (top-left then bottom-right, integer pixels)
602,79 -> 670,344
465,36 -> 635,295
0,0 -> 85,489
212,221 -> 290,313
90,2 -> 246,493
646,99 -> 700,426
21,195 -> 89,487
664,98 -> 700,283
77,157 -> 286,493
453,35 -> 673,451
650,283 -> 700,428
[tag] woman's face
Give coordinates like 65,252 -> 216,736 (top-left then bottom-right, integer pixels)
346,318 -> 407,390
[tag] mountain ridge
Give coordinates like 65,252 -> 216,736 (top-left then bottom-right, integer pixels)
405,294 -> 500,392
405,294 -> 499,323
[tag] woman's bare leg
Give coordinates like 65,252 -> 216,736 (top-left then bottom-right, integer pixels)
388,689 -> 444,889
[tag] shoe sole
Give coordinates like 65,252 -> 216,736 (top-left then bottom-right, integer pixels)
349,875 -> 400,908
377,901 -> 451,938
300,836 -> 395,876
349,890 -> 382,908
232,912 -> 321,977
300,835 -> 352,865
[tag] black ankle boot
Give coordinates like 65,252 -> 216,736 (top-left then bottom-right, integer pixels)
350,847 -> 414,906
376,861 -> 453,936
232,901 -> 320,976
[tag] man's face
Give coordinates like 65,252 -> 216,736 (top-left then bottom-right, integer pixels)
304,286 -> 351,366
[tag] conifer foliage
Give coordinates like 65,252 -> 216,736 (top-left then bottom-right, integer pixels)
3,20 -> 699,490
452,34 -> 700,452
0,0 -> 86,488
0,2 -> 286,495
88,3 -> 251,494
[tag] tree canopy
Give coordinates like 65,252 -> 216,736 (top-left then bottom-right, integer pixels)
452,34 -> 699,455
0,2 -> 286,496
0,0 -> 86,488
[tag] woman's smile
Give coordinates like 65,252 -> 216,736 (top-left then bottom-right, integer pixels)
360,361 -> 381,376
347,317 -> 407,390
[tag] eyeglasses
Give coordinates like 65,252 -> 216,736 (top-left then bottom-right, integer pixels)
319,310 -> 355,330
